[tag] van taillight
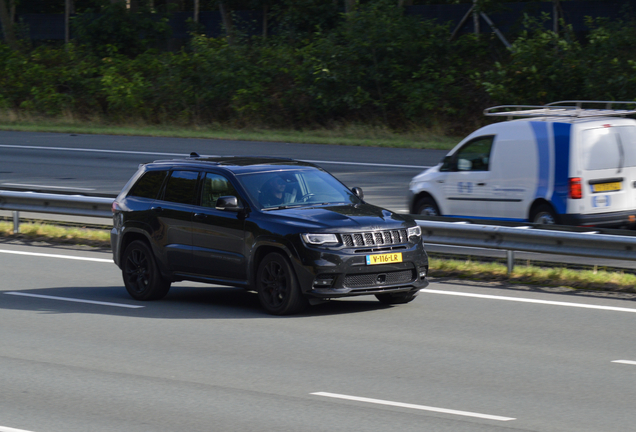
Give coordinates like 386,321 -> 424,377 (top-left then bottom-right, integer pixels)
569,178 -> 582,199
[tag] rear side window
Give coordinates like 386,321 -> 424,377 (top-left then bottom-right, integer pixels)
128,170 -> 167,199
163,170 -> 199,205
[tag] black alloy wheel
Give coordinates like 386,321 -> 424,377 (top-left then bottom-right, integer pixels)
122,240 -> 171,301
257,252 -> 308,315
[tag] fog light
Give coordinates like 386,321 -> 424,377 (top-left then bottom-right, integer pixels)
419,270 -> 427,279
314,276 -> 335,288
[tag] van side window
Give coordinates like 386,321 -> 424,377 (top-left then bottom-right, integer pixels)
128,170 -> 167,199
454,136 -> 494,171
200,173 -> 239,208
162,170 -> 199,205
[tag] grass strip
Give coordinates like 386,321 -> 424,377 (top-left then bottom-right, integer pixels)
0,117 -> 459,150
0,221 -> 110,248
1,221 -> 634,293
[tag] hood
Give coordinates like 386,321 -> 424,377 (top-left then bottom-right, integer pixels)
263,203 -> 412,231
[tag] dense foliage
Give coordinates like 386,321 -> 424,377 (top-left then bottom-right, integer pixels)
1,1 -> 635,134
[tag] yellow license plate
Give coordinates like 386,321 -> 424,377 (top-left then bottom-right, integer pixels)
592,182 -> 621,193
366,252 -> 403,265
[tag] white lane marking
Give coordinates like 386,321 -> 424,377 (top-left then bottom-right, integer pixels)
1,183 -> 96,191
311,392 -> 515,422
0,144 -> 430,169
303,159 -> 431,169
423,289 -> 636,313
0,144 -> 186,157
0,249 -> 112,263
612,360 -> 636,365
5,292 -> 144,309
0,426 -> 36,432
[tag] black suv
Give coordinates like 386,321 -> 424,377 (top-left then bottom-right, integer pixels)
111,155 -> 429,314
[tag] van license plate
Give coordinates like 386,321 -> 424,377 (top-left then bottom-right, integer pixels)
592,182 -> 621,193
366,252 -> 403,265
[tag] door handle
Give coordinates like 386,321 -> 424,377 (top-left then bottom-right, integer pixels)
436,180 -> 445,183
151,206 -> 163,213
477,183 -> 486,186
194,213 -> 207,220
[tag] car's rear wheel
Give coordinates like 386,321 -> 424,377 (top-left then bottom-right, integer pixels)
415,196 -> 440,216
257,252 -> 308,315
122,240 -> 171,301
375,290 -> 419,305
531,204 -> 558,225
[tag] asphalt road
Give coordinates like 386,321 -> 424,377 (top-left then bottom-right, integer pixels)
0,131 -> 447,213
3,243 -> 636,432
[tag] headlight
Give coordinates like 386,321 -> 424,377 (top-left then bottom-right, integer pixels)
407,225 -> 421,239
302,233 -> 339,245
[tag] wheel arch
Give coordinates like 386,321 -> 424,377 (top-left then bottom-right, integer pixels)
528,199 -> 557,221
118,230 -> 153,268
250,242 -> 297,289
411,192 -> 441,215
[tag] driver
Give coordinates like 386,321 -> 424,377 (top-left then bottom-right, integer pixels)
260,176 -> 287,207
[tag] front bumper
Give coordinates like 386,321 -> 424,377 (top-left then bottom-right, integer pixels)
291,240 -> 429,299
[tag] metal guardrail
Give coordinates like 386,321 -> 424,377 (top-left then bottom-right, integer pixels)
416,219 -> 636,273
0,190 -> 114,233
2,190 -> 636,273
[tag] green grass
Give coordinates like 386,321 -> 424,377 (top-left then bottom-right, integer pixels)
1,221 -> 635,293
0,113 -> 459,150
0,221 -> 110,247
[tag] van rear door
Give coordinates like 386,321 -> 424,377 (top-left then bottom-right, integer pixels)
578,125 -> 636,216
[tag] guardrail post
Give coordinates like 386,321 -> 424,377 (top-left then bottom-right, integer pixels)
12,211 -> 19,234
506,250 -> 514,275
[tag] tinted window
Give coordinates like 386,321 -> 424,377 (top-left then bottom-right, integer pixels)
200,173 -> 238,208
163,170 -> 199,205
454,136 -> 494,171
128,170 -> 167,199
238,168 -> 361,209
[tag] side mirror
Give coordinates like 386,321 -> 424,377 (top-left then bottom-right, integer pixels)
216,196 -> 243,212
351,187 -> 364,200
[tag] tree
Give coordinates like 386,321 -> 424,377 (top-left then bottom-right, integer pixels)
0,0 -> 18,49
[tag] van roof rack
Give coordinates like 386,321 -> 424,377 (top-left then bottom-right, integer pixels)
484,100 -> 636,119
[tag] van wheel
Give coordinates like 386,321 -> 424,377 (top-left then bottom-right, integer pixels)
531,205 -> 558,225
122,240 -> 171,301
257,253 -> 308,315
415,197 -> 440,216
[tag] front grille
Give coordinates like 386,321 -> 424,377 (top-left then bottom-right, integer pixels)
341,229 -> 407,248
344,269 -> 415,288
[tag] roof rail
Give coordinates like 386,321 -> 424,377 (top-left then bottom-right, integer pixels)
484,100 -> 636,119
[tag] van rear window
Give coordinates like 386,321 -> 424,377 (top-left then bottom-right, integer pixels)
581,126 -> 636,170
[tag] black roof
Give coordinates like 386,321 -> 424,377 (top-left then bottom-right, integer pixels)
146,155 -> 319,174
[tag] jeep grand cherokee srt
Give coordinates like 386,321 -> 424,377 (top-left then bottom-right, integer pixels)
111,155 -> 429,314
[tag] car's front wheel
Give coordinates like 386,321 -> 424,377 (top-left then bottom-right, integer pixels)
415,196 -> 440,216
257,252 -> 308,315
122,240 -> 171,301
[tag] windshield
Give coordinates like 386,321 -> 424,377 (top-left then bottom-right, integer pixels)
236,168 -> 362,210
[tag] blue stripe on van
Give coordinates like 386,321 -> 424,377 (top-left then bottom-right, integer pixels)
552,123 -> 572,214
530,122 -> 550,200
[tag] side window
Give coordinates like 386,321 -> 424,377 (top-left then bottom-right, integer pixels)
162,170 -> 199,205
128,170 -> 167,199
454,136 -> 495,172
200,173 -> 238,208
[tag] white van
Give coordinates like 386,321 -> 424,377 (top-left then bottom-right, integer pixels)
408,101 -> 636,226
